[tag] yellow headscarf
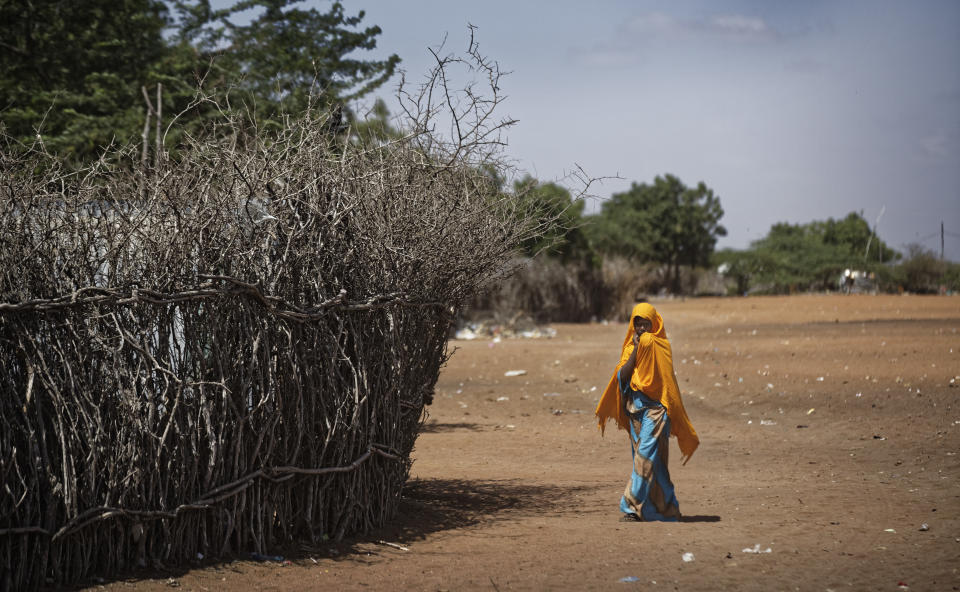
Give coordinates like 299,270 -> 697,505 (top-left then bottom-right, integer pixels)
594,302 -> 699,463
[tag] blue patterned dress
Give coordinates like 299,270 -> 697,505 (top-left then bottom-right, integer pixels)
618,368 -> 681,521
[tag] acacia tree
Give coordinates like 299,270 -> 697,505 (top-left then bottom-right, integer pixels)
587,174 -> 726,293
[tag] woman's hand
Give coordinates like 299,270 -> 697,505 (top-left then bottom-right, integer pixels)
621,330 -> 641,380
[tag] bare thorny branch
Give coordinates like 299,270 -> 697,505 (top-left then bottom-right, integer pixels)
396,25 -> 517,169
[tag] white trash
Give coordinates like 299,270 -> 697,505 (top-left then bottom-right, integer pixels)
454,328 -> 478,340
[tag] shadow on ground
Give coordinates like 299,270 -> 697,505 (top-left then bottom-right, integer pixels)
419,421 -> 486,433
63,478 -> 592,590
376,478 -> 596,542
680,514 -> 721,522
314,478 -> 600,565
66,478 -> 601,589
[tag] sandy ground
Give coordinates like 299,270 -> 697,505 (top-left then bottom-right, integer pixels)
89,294 -> 960,592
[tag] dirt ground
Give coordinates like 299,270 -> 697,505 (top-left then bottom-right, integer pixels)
91,294 -> 959,592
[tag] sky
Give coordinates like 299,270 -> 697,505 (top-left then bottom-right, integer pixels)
226,0 -> 960,260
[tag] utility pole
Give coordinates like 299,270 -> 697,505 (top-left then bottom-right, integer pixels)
864,206 -> 885,263
942,221 -> 945,261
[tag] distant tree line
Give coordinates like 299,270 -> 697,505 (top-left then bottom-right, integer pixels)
710,214 -> 957,294
504,175 -> 957,303
714,212 -> 896,294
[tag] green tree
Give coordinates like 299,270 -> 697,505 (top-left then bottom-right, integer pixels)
173,0 -> 400,130
942,262 -> 960,293
746,222 -> 840,291
0,0 -> 400,162
813,212 -> 898,264
0,0 -> 171,161
586,174 -> 726,293
898,244 -> 945,293
712,248 -> 773,295
350,97 -> 402,145
512,175 -> 593,265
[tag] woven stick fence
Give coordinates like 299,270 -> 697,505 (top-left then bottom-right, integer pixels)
0,40 -> 552,590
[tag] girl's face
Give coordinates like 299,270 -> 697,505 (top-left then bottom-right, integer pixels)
633,316 -> 653,335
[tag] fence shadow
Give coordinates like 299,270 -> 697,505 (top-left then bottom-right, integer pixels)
60,478 -> 598,588
318,477 -> 598,563
399,477 -> 586,533
419,422 -> 486,433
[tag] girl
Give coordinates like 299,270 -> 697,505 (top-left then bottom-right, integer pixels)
595,302 -> 698,521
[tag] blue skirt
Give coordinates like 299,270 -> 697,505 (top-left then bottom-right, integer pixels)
618,370 -> 681,521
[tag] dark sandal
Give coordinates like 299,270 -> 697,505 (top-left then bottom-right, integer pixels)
619,513 -> 642,522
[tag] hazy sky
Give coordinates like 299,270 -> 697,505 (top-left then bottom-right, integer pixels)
232,1 -> 960,260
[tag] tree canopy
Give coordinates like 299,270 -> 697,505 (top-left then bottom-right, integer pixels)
173,0 -> 400,125
0,0 -> 400,162
585,174 -> 726,292
0,0 -> 171,159
512,175 -> 593,264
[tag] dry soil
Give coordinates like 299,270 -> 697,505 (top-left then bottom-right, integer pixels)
91,294 -> 960,592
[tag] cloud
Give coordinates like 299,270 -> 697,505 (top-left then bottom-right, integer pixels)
710,15 -> 770,36
571,45 -> 638,67
571,11 -> 779,66
623,12 -> 778,42
919,131 -> 954,160
622,12 -> 678,36
783,58 -> 829,74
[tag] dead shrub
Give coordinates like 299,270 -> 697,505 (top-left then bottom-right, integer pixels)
466,257 -> 605,324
